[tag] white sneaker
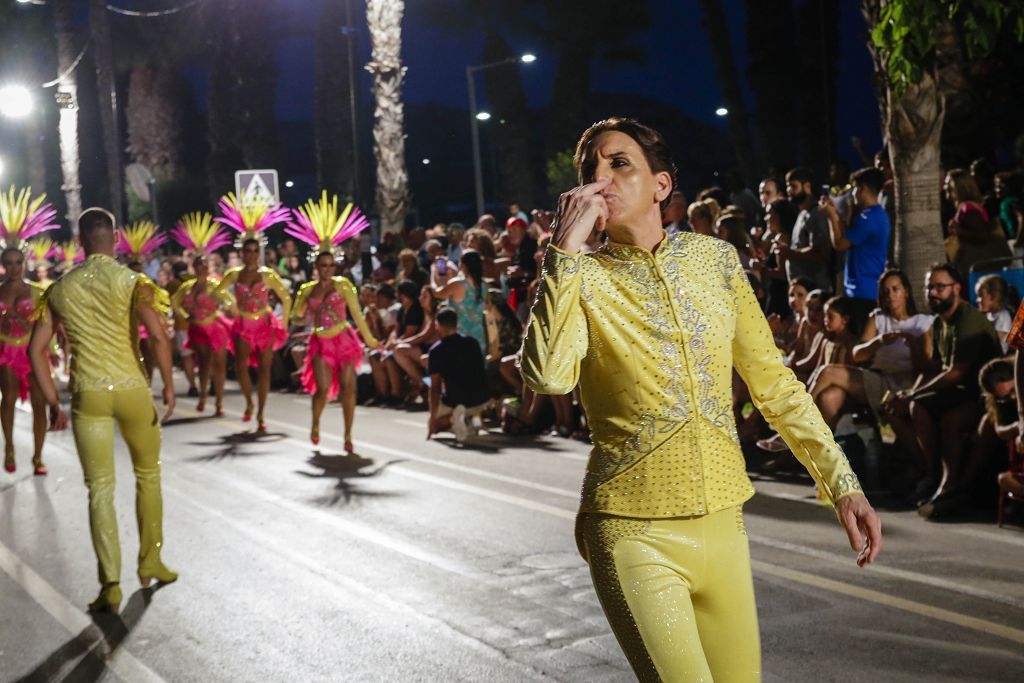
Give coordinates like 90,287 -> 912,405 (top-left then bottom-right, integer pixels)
451,405 -> 468,442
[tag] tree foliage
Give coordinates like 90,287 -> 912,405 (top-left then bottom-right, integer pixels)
871,0 -> 1024,92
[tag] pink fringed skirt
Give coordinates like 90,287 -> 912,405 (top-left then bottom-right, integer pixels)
301,327 -> 364,399
233,314 -> 288,367
188,316 -> 234,354
0,343 -> 31,402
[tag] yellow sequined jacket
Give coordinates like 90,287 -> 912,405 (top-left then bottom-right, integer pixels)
521,231 -> 861,518
41,254 -> 170,393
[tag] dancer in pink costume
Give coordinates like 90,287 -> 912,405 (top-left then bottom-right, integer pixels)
0,187 -> 60,474
170,212 -> 236,416
213,194 -> 291,431
287,192 -> 378,449
115,221 -> 169,380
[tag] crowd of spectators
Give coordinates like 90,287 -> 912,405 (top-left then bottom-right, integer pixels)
9,150 -> 1024,525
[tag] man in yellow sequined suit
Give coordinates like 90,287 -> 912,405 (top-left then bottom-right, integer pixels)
29,208 -> 178,614
521,118 -> 883,682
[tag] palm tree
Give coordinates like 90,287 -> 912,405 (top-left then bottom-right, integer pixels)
365,0 -> 410,233
53,0 -> 82,229
90,0 -> 124,224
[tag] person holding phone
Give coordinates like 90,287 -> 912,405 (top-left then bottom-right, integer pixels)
28,208 -> 179,615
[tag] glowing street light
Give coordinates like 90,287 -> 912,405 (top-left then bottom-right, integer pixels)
0,85 -> 33,119
422,158 -> 430,165
475,111 -> 492,122
715,107 -> 729,117
285,180 -> 295,188
520,53 -> 537,63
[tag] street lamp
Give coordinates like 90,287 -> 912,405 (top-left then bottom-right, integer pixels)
0,85 -> 33,119
715,107 -> 729,117
466,52 -> 536,217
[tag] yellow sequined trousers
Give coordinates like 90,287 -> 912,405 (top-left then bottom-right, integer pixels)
580,506 -> 761,683
72,386 -> 166,586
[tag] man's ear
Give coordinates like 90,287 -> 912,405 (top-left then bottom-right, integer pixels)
654,172 -> 672,205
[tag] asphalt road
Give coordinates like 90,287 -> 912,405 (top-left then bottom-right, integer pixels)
1,377 -> 1022,682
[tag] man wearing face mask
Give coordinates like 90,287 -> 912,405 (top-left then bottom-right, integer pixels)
884,263 -> 1001,517
521,117 -> 881,682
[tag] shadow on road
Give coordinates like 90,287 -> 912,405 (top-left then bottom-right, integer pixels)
184,430 -> 289,461
297,451 -> 403,506
16,584 -> 166,683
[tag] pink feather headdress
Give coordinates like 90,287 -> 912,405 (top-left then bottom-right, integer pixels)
115,221 -> 168,260
214,192 -> 290,248
0,187 -> 60,250
285,191 -> 370,262
170,211 -> 233,256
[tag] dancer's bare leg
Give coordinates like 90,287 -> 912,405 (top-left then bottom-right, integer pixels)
234,339 -> 254,418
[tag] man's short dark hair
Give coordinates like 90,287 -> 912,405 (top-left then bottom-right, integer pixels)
78,207 -> 115,238
851,167 -> 885,195
377,283 -> 395,300
928,262 -> 962,284
785,166 -> 815,187
436,306 -> 458,329
397,279 -> 419,301
574,117 -> 678,211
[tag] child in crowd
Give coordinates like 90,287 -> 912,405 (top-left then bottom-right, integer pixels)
975,274 -> 1013,352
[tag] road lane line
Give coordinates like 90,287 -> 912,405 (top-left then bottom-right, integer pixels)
181,406 -> 1024,639
749,534 -> 1024,611
751,560 -> 1024,645
948,526 -> 1024,549
0,538 -> 167,683
166,487 -> 554,682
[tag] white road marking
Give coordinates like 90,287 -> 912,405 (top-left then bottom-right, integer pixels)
947,526 -> 1024,549
0,538 -> 167,683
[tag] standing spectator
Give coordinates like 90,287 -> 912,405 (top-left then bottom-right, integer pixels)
995,170 -> 1023,242
820,167 -> 891,330
476,214 -> 499,238
884,263 -> 1002,514
503,217 -> 537,316
715,213 -> 754,269
724,169 -> 762,227
944,168 -> 1011,277
432,250 -> 488,353
975,274 -> 1013,352
508,202 -> 529,223
662,191 -> 690,236
970,157 -> 1000,223
874,149 -> 897,263
426,308 -> 490,443
446,223 -> 465,265
758,177 -> 785,209
464,228 -> 501,283
781,166 -> 833,293
755,198 -> 798,319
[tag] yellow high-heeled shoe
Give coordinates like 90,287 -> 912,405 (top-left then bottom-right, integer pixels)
138,562 -> 178,588
88,583 -> 122,614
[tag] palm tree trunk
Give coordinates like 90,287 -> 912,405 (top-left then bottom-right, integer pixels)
54,0 -> 82,231
90,0 -> 124,225
697,0 -> 758,183
365,0 -> 410,233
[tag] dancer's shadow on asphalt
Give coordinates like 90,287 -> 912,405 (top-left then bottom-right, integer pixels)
16,584 -> 167,683
160,414 -> 213,428
297,451 -> 402,507
184,429 -> 289,462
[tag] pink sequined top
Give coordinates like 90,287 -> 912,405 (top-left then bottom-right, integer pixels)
291,277 -> 378,344
172,279 -> 234,326
214,267 -> 291,322
0,297 -> 36,345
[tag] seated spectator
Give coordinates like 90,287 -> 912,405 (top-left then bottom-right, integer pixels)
995,169 -> 1023,243
884,263 -> 1003,515
397,248 -> 428,290
464,228 -> 501,283
389,285 -> 440,406
758,296 -> 859,453
427,307 -> 490,443
755,198 -> 798,320
975,274 -> 1013,352
367,281 -> 421,405
686,198 -> 720,236
779,277 -> 820,364
476,213 -> 499,238
484,290 -> 524,395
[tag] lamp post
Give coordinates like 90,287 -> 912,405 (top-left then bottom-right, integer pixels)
466,53 -> 535,218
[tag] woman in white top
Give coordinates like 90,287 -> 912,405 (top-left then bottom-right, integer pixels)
975,274 -> 1013,352
806,269 -> 933,427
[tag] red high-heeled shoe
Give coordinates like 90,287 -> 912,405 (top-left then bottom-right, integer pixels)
242,405 -> 253,423
215,406 -> 224,417
344,441 -> 354,453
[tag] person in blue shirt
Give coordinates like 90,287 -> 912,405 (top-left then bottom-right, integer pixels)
821,167 -> 891,331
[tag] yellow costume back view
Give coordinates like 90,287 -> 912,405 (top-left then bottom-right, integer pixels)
44,253 -> 177,609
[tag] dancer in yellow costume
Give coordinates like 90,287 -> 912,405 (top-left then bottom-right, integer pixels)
521,118 -> 883,682
29,208 -> 178,614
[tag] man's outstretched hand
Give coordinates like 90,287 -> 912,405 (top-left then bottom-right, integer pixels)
835,493 -> 883,567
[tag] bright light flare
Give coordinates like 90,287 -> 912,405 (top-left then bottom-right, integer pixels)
520,54 -> 537,63
476,112 -> 491,121
715,107 -> 729,117
0,85 -> 33,118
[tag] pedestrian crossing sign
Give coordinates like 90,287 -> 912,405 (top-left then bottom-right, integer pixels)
234,169 -> 280,206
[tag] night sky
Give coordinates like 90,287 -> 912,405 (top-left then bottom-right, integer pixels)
265,0 -> 882,167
